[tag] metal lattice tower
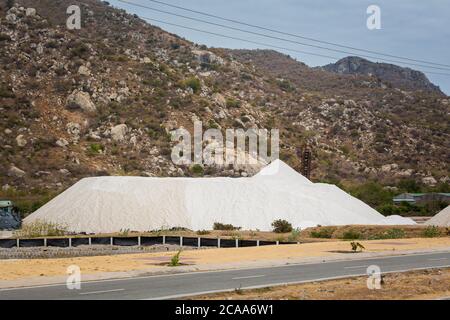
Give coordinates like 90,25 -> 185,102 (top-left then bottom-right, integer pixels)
301,144 -> 312,179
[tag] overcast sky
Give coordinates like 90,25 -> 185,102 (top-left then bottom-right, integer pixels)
110,0 -> 450,95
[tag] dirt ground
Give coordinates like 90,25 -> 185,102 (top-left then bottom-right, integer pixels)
0,237 -> 449,282
190,268 -> 450,300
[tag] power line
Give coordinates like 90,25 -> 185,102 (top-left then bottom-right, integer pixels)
139,16 -> 450,77
117,0 -> 450,72
137,0 -> 450,69
141,16 -> 339,60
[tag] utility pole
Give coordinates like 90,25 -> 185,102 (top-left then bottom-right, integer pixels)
300,143 -> 312,180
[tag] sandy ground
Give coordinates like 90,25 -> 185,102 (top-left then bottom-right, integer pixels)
0,231 -> 13,239
191,268 -> 450,300
0,237 -> 449,288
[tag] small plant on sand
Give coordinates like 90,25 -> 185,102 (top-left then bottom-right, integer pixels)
271,219 -> 293,233
119,228 -> 130,236
234,285 -> 243,295
14,220 -> 68,238
422,226 -> 441,238
169,250 -> 182,267
196,230 -> 210,235
350,242 -> 365,252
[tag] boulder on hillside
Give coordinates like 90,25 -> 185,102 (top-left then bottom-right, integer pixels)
422,176 -> 437,186
26,8 -> 36,17
66,90 -> 96,112
111,124 -> 128,142
78,66 -> 91,76
15,134 -> 27,147
8,165 -> 26,178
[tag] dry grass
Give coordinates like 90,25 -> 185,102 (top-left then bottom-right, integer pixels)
14,220 -> 68,238
302,225 -> 450,240
190,268 -> 450,300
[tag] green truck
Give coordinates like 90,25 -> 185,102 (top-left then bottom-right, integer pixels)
0,200 -> 21,230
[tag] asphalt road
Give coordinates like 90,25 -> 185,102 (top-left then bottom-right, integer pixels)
0,251 -> 449,300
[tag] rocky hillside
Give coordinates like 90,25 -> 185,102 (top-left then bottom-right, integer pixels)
321,56 -> 443,94
0,1 -> 449,214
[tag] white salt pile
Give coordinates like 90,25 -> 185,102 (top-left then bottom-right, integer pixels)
425,205 -> 450,227
24,160 -> 416,233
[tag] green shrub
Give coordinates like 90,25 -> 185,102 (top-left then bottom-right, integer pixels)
190,164 -> 204,176
380,228 -> 405,239
208,119 -> 219,129
213,222 -> 241,231
226,98 -> 240,108
377,204 -> 403,216
0,86 -> 15,98
342,230 -> 361,240
196,230 -> 210,235
422,226 -> 441,238
347,182 -> 392,208
287,228 -> 301,242
89,143 -> 104,154
70,42 -> 89,58
13,197 -> 55,216
183,77 -> 201,94
271,219 -> 293,233
169,227 -> 190,232
310,227 -> 336,239
276,79 -> 295,92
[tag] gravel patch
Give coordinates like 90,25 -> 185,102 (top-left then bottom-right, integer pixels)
0,244 -> 198,259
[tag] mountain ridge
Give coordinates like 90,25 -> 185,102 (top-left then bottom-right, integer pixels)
321,56 -> 443,95
0,0 -> 448,214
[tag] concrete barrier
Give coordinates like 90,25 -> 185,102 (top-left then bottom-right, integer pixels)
0,235 -> 293,250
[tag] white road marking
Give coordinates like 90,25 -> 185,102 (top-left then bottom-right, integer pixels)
79,288 -> 124,295
0,251 -> 448,292
344,265 -> 369,269
232,275 -> 266,280
428,258 -> 448,261
148,264 -> 450,300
